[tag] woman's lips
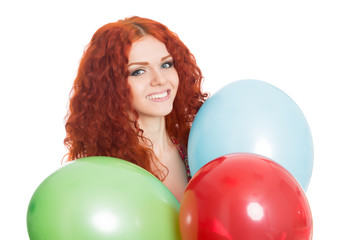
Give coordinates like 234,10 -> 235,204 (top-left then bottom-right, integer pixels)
146,90 -> 171,101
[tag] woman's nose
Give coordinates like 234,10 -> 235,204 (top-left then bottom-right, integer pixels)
150,69 -> 166,86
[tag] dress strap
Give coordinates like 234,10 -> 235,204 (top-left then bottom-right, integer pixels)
171,138 -> 192,181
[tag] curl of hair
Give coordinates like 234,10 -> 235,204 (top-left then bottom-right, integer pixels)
64,16 -> 208,180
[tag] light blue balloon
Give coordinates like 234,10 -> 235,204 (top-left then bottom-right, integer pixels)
188,80 -> 313,191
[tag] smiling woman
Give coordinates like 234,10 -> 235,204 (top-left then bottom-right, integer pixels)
63,16 -> 208,201
127,35 -> 179,119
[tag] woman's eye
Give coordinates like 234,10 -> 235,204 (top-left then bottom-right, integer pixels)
161,61 -> 173,69
131,69 -> 145,76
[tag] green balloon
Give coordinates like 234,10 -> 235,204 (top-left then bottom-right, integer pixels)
27,157 -> 181,240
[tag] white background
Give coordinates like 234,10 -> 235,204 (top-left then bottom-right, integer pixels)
1,0 -> 359,239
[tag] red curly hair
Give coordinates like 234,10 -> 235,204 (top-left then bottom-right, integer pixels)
64,16 -> 208,180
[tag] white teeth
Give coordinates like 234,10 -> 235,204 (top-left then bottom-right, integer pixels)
146,91 -> 169,100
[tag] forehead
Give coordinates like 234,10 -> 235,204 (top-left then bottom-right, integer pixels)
128,35 -> 169,62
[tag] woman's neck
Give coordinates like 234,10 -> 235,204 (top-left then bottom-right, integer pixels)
137,116 -> 172,155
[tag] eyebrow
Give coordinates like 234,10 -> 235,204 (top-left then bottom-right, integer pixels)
127,55 -> 172,67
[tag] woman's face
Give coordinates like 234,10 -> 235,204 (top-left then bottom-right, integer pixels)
127,35 -> 179,120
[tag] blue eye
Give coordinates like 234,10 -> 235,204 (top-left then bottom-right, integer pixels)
161,61 -> 174,69
131,69 -> 145,76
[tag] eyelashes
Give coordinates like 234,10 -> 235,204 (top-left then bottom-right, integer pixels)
161,61 -> 174,69
129,60 -> 174,77
130,69 -> 145,76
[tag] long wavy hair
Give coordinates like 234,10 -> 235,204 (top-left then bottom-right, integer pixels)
64,16 -> 208,180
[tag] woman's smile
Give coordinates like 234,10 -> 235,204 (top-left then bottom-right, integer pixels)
146,90 -> 171,101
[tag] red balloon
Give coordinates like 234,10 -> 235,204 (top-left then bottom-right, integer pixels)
179,153 -> 312,240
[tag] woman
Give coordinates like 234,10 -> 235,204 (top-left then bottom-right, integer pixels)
64,16 -> 208,202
